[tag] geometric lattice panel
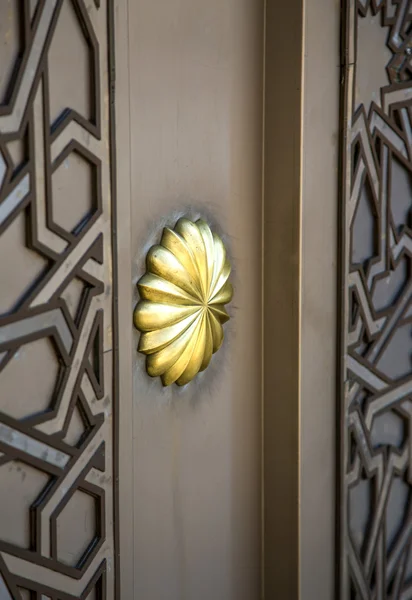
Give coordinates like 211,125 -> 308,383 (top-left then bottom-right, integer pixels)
0,1 -> 118,597
340,1 -> 412,598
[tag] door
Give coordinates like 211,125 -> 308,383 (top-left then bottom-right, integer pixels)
0,1 -> 263,599
4,1 -> 411,599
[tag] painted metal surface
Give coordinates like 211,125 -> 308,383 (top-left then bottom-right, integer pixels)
123,0 -> 264,598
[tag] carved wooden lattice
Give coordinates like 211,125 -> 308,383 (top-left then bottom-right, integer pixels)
341,0 -> 412,597
0,1 -> 118,598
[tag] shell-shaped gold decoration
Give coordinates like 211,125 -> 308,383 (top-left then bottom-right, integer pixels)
133,218 -> 233,386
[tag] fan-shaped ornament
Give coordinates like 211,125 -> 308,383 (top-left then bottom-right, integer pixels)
133,218 -> 233,386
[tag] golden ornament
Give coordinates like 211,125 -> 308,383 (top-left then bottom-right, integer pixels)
133,218 -> 233,386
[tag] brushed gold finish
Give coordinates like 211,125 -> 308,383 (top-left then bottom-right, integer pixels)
134,218 -> 233,386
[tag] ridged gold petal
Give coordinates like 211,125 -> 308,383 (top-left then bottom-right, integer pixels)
146,245 -> 201,300
134,218 -> 233,386
210,281 -> 233,305
160,228 -> 201,293
199,315 -> 214,372
133,301 -> 199,332
137,273 -> 197,305
176,315 -> 208,386
209,304 -> 230,324
210,260 -> 231,301
209,234 -> 226,299
196,219 -> 215,294
162,314 -> 204,386
175,219 -> 208,297
147,314 -> 202,378
138,309 -> 202,354
208,310 -> 224,353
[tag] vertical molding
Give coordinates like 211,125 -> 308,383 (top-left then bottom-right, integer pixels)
300,0 -> 340,598
108,0 -> 121,596
114,0 -> 134,597
338,1 -> 350,597
263,0 -> 339,597
263,1 -> 304,597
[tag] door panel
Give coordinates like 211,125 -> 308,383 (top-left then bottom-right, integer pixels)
0,1 -> 118,598
125,1 -> 264,599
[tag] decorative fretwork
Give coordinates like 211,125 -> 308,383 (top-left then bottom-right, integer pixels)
341,1 -> 412,597
0,1 -> 118,598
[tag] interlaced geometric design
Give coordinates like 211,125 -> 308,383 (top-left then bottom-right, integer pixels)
0,1 -> 118,597
341,1 -> 412,597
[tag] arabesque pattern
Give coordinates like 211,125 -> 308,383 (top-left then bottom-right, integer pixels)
341,0 -> 412,597
0,1 -> 118,598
